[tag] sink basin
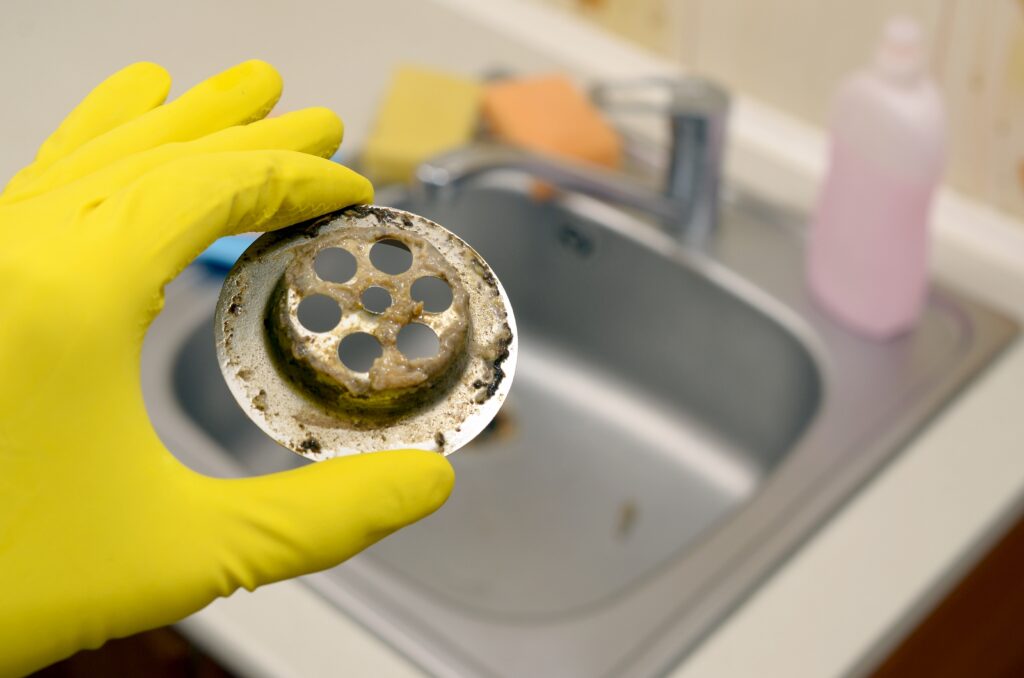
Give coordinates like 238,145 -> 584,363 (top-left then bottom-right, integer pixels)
143,170 -> 1017,677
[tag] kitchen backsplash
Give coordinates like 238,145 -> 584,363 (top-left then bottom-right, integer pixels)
531,0 -> 1024,225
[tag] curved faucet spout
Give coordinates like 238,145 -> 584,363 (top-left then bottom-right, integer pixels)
415,76 -> 729,242
416,144 -> 680,223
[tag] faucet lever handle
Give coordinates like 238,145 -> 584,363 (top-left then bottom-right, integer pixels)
592,76 -> 729,242
591,76 -> 729,120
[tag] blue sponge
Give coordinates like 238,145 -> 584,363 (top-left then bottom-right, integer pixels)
193,234 -> 257,273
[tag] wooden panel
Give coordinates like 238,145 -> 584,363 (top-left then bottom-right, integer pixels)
991,1 -> 1024,217
526,0 -> 679,55
965,0 -> 1024,219
869,506 -> 1024,678
692,0 -> 945,123
527,0 -> 1024,226
32,627 -> 232,678
939,1 -> 1000,211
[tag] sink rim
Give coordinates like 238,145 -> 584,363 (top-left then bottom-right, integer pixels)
144,175 -> 1018,678
364,180 -> 1018,678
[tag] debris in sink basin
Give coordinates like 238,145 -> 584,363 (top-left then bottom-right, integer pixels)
215,205 -> 517,459
463,407 -> 517,450
616,500 -> 639,539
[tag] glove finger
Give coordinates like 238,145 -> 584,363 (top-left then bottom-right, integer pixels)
81,149 -> 372,303
1,62 -> 170,199
8,107 -> 344,208
200,450 -> 454,592
3,60 -> 283,203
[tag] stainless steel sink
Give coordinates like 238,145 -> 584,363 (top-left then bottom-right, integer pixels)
143,169 -> 1017,677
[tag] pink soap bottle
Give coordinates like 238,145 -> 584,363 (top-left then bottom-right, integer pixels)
807,17 -> 946,339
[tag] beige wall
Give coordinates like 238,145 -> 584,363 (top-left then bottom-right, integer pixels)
532,0 -> 1024,224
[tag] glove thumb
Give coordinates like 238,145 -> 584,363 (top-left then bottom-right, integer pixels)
200,449 -> 454,593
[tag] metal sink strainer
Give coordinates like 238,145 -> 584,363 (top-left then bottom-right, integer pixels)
214,205 -> 517,459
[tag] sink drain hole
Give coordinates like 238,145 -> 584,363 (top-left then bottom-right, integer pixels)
297,294 -> 341,333
397,323 -> 440,360
361,286 -> 392,314
370,239 -> 413,274
411,276 -> 453,312
314,247 -> 357,283
339,332 -> 382,372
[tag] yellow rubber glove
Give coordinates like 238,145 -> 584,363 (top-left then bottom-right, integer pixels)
0,60 -> 454,676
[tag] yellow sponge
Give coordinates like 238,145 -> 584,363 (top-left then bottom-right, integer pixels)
361,66 -> 482,184
483,74 -> 622,169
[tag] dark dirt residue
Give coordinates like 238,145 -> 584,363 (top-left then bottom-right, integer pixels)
345,204 -> 374,220
486,336 -> 513,398
298,437 -> 322,455
343,204 -> 416,232
227,292 -> 243,316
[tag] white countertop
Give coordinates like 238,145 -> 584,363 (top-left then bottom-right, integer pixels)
4,1 -> 1024,676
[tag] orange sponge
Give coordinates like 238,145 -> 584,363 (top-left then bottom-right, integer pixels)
483,74 -> 622,169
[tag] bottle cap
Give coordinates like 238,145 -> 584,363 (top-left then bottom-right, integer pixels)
874,16 -> 927,83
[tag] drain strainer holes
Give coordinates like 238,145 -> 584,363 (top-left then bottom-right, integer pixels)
339,332 -> 382,372
397,323 -> 440,360
216,205 -> 518,458
297,294 -> 341,333
314,247 -> 357,283
370,239 -> 412,274
361,286 -> 392,314
411,276 -> 453,313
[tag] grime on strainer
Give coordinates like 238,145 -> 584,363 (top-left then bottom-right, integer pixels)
215,205 -> 517,459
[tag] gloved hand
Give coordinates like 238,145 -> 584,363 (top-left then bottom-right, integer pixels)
0,60 -> 454,676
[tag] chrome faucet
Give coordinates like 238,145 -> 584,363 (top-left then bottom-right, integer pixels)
415,76 -> 730,242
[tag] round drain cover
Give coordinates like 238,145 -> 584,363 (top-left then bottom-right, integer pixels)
215,205 -> 517,459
